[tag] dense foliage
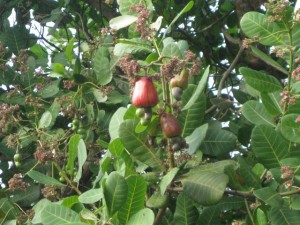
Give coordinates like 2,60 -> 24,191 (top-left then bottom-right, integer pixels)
1,0 -> 300,224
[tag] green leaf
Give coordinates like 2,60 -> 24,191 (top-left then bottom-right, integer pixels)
0,26 -> 34,54
181,171 -> 229,205
40,204 -> 81,225
65,37 -> 75,62
109,15 -> 138,30
38,111 -> 52,129
27,170 -> 65,187
118,175 -> 147,224
103,172 -> 128,216
241,100 -> 276,127
261,91 -> 283,116
197,196 -> 245,225
182,66 -> 210,111
240,12 -> 287,46
251,124 -> 289,168
61,196 -> 79,208
173,193 -> 198,225
39,80 -> 60,98
162,43 -> 183,58
78,188 -> 102,204
254,187 -> 283,207
238,157 -> 261,189
32,199 -> 52,224
160,167 -> 180,195
126,208 -> 155,225
200,128 -> 237,157
163,1 -> 194,37
109,107 -> 127,140
11,185 -> 41,207
93,50 -> 112,85
185,123 -> 208,154
179,87 -> 206,137
146,193 -> 169,208
253,207 -> 268,225
269,207 -> 300,225
250,46 -> 288,75
280,114 -> 300,143
239,67 -> 282,93
108,138 -> 124,157
114,38 -> 152,57
66,134 -> 81,175
119,119 -> 165,170
185,160 -> 238,176
74,139 -> 87,182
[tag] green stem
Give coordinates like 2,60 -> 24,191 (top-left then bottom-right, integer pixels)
244,198 -> 255,225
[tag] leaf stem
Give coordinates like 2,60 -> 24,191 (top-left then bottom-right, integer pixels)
153,206 -> 167,225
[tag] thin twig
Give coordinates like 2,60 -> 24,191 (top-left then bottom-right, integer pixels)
217,46 -> 244,97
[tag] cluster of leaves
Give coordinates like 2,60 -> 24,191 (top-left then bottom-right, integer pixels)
1,0 -> 300,224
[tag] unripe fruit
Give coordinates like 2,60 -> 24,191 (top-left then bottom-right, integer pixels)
136,108 -> 145,118
172,87 -> 183,101
14,153 -> 22,162
15,161 -> 22,167
170,69 -> 189,89
132,77 -> 159,108
160,113 -> 182,138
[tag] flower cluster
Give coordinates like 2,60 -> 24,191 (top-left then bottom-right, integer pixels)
34,142 -> 62,164
12,49 -> 29,73
131,3 -> 153,40
264,0 -> 289,22
0,103 -> 19,136
41,185 -> 60,201
281,165 -> 295,188
280,90 -> 296,106
119,54 -> 140,84
8,173 -> 29,191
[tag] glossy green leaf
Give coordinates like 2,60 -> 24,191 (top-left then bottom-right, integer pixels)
114,38 -> 152,57
181,171 -> 229,205
109,107 -> 127,141
0,26 -> 33,54
200,128 -> 237,157
250,46 -> 287,75
93,50 -> 112,85
61,196 -> 79,208
126,208 -> 155,225
179,87 -> 206,137
118,175 -> 147,224
11,184 -> 40,207
103,172 -> 128,216
39,80 -> 60,98
197,196 -> 245,225
163,1 -> 194,37
119,119 -> 164,170
269,207 -> 300,225
182,66 -> 210,111
240,12 -> 287,46
251,124 -> 289,168
239,67 -> 282,93
160,167 -> 180,195
238,157 -> 261,189
40,204 -> 81,225
146,193 -> 168,208
280,114 -> 300,143
78,188 -> 102,204
32,199 -> 52,224
185,123 -> 208,154
253,207 -> 268,225
109,15 -> 138,30
254,187 -> 283,207
74,139 -> 87,182
27,170 -> 65,187
261,91 -> 283,116
241,100 -> 276,127
65,37 -> 75,62
173,193 -> 198,225
185,160 -> 238,176
108,138 -> 124,157
38,111 -> 52,129
66,134 -> 80,175
162,43 -> 183,58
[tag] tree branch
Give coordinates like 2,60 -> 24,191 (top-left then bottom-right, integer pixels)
217,46 -> 244,97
